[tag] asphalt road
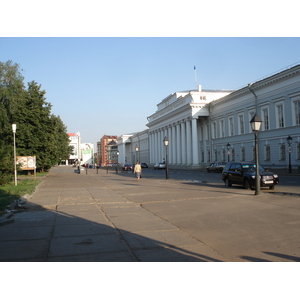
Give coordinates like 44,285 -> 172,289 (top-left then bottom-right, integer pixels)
134,167 -> 300,195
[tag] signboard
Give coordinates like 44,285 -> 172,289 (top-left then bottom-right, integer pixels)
17,156 -> 36,170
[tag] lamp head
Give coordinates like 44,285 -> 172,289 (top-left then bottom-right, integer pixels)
163,136 -> 169,146
12,124 -> 16,133
250,114 -> 262,132
287,135 -> 293,145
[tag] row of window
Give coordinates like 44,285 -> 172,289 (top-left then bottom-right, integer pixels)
208,99 -> 300,140
201,143 -> 300,163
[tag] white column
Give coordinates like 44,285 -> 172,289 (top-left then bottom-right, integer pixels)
150,132 -> 154,164
186,119 -> 192,165
181,121 -> 186,165
176,122 -> 181,165
171,125 -> 176,165
192,118 -> 199,166
167,126 -> 172,164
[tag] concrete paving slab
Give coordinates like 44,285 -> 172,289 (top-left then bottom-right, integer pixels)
48,233 -> 129,258
46,251 -> 136,262
52,223 -> 116,238
121,229 -> 201,249
0,226 -> 52,241
6,210 -> 56,227
0,239 -> 49,261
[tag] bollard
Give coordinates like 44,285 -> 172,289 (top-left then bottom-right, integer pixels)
86,167 -> 87,175
107,167 -> 108,174
97,167 -> 98,174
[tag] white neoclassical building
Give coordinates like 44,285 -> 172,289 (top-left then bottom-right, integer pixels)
117,64 -> 300,170
146,86 -> 233,166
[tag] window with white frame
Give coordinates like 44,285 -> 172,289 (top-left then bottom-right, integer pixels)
213,148 -> 217,161
279,143 -> 286,160
262,107 -> 269,130
228,116 -> 234,136
212,121 -> 217,139
240,146 -> 245,161
220,119 -> 225,138
222,148 -> 225,161
248,110 -> 255,132
294,100 -> 300,125
264,144 -> 270,161
238,114 -> 244,134
231,147 -> 235,161
276,103 -> 285,128
206,124 -> 209,140
297,142 -> 300,160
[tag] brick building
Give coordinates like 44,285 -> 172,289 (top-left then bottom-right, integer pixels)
97,135 -> 117,166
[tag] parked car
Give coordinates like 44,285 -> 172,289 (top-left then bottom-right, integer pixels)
122,164 -> 133,171
154,162 -> 166,169
206,162 -> 226,173
222,162 -> 279,190
141,163 -> 148,168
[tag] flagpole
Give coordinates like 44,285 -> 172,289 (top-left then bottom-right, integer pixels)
194,65 -> 198,89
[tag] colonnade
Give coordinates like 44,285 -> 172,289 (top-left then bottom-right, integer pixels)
149,117 -> 200,166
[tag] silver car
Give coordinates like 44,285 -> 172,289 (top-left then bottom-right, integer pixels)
154,162 -> 166,169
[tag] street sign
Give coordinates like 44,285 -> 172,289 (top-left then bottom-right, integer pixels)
287,146 -> 293,153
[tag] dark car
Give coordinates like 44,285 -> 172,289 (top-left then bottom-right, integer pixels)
206,162 -> 226,173
141,163 -> 148,168
122,164 -> 133,171
222,162 -> 279,190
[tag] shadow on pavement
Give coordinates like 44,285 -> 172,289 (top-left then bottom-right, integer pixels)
0,201 -> 222,262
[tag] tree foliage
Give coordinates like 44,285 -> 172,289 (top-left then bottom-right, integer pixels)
0,60 -> 72,183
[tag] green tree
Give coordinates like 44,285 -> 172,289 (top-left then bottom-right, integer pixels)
0,60 -> 72,182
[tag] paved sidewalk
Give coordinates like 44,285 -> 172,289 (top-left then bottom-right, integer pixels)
1,166 -> 300,262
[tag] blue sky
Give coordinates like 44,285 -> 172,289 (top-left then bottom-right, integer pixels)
1,37 -> 300,146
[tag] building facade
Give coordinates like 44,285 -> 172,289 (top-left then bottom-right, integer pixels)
206,64 -> 300,169
146,86 -> 233,166
116,64 -> 300,171
117,130 -> 149,165
97,135 -> 118,166
67,132 -> 81,165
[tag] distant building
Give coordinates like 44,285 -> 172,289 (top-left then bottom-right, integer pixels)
106,140 -> 118,165
81,143 -> 94,166
97,135 -> 118,166
67,132 -> 81,165
117,130 -> 149,166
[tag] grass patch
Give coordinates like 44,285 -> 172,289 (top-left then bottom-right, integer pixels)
0,178 -> 42,214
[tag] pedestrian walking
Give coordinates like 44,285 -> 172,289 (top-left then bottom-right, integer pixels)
134,161 -> 142,180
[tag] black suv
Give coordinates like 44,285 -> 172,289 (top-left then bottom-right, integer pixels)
222,162 -> 279,190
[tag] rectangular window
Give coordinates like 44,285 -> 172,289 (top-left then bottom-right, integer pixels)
238,114 -> 244,134
295,101 -> 300,125
222,148 -> 225,161
212,122 -> 217,139
229,117 -> 234,136
249,110 -> 255,132
277,104 -> 284,128
262,108 -> 269,130
240,147 -> 245,161
279,144 -> 286,160
220,119 -> 225,138
264,144 -> 270,161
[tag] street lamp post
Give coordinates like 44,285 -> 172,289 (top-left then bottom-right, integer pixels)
163,136 -> 169,180
287,135 -> 293,174
12,124 -> 17,186
226,143 -> 231,162
135,145 -> 139,162
250,114 -> 262,195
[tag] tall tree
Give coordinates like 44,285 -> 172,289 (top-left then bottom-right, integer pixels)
0,60 -> 72,183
